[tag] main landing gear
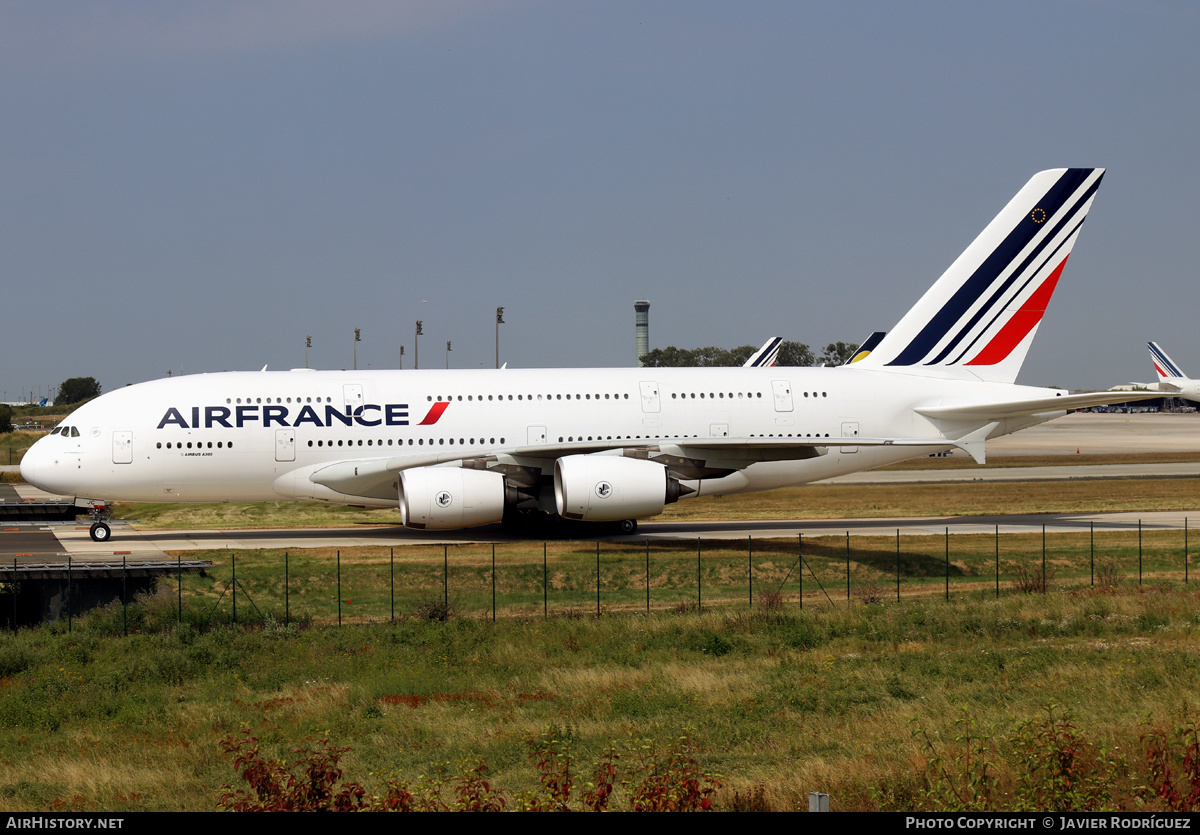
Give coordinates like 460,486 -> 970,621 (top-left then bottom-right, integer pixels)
83,501 -> 113,543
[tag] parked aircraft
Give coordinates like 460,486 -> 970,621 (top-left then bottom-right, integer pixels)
1146,342 -> 1200,402
22,168 -> 1151,542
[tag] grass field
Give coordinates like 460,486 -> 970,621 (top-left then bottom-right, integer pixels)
2,578 -> 1200,811
97,528 -> 1198,626
3,447 -> 1200,811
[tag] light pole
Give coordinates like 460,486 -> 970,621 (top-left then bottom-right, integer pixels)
415,321 -> 423,369
399,345 -> 405,369
353,328 -> 361,370
445,341 -> 452,369
305,335 -> 311,369
495,307 -> 505,369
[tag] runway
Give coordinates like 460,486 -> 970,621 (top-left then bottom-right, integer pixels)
2,508 -> 1191,564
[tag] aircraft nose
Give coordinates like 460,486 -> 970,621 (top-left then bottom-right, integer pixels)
19,437 -> 67,495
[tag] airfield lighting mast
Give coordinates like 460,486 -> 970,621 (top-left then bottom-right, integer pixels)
495,307 -> 505,369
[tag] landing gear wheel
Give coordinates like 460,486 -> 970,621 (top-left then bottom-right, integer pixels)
618,519 -> 637,535
89,522 -> 111,543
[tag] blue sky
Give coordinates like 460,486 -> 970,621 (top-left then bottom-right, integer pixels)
3,1 -> 1199,400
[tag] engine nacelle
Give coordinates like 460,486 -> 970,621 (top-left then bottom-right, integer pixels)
554,455 -> 680,522
399,467 -> 506,530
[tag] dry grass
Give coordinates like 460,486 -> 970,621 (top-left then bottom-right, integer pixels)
657,477 -> 1200,521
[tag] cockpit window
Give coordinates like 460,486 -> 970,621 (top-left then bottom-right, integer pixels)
70,426 -> 80,437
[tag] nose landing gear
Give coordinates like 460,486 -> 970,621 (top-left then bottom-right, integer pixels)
84,501 -> 113,543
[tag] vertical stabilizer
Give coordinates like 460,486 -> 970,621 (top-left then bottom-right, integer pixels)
855,168 -> 1105,383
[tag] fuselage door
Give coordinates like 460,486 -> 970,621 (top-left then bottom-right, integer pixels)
772,380 -> 794,412
112,431 -> 133,464
343,384 -> 365,413
276,429 -> 296,462
527,425 -> 547,445
639,381 -> 660,413
709,423 -> 729,437
841,421 -> 860,454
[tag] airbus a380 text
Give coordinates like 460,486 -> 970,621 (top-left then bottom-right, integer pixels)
23,168 -> 1151,542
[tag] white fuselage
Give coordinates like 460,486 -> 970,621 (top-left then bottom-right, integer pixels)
21,365 -> 1056,509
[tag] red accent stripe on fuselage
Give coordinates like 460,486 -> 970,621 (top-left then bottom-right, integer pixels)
417,402 -> 449,425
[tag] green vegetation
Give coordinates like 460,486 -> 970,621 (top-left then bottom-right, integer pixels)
3,576 -> 1200,811
639,340 -> 862,367
75,529 -> 1199,625
54,376 -> 101,407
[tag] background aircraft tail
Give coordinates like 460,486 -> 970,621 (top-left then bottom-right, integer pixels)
854,168 -> 1105,384
744,336 -> 783,368
1148,341 -> 1187,382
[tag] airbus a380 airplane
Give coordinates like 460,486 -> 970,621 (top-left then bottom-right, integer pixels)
23,168 -> 1151,542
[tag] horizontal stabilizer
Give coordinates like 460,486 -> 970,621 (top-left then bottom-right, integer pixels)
916,390 -> 1162,422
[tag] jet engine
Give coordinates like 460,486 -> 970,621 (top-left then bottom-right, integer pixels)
399,467 -> 507,530
554,455 -> 684,522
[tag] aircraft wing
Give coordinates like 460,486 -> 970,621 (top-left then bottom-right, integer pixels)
915,390 -> 1163,422
300,435 -> 975,501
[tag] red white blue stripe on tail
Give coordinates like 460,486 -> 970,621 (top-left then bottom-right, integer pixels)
854,168 -> 1105,384
1148,342 -> 1187,381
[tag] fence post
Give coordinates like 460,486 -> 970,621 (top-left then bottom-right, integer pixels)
11,558 -> 16,631
798,533 -> 803,610
994,524 -> 999,599
336,550 -> 341,627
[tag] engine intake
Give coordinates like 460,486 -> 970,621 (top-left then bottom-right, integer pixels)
554,455 -> 682,522
399,467 -> 507,530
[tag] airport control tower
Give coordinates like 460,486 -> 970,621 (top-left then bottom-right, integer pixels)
634,300 -> 650,367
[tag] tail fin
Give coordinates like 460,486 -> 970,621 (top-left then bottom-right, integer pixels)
744,337 -> 783,368
1148,342 -> 1187,382
855,168 -> 1105,383
846,331 -> 886,365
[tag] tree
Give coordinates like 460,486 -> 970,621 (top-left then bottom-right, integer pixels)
776,341 -> 815,367
0,404 -> 11,434
55,377 -> 102,406
818,341 -> 859,367
640,341 -> 819,368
